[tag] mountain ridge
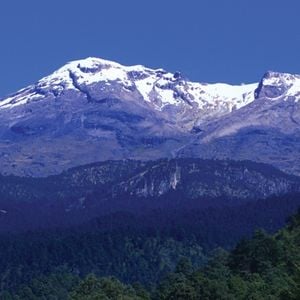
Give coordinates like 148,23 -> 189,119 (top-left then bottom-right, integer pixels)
0,57 -> 299,176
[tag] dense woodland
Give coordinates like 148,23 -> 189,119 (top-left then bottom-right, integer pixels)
0,203 -> 300,298
1,209 -> 300,299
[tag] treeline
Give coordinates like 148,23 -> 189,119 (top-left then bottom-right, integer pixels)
2,210 -> 300,299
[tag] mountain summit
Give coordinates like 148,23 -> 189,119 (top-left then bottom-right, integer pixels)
255,71 -> 300,100
0,57 -> 299,176
1,57 -> 257,125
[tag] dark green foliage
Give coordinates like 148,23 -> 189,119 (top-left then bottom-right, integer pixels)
1,272 -> 79,299
155,210 -> 300,299
228,230 -> 282,274
70,275 -> 149,300
3,210 -> 300,299
0,231 -> 205,293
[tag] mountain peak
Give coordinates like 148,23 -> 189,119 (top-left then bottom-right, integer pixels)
0,56 -> 258,114
255,70 -> 300,100
38,56 -> 150,91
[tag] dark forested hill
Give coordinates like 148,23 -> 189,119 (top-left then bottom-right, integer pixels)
0,158 -> 299,232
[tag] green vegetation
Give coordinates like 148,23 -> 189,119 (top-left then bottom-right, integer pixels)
154,212 -> 300,299
0,233 -> 205,296
2,210 -> 300,299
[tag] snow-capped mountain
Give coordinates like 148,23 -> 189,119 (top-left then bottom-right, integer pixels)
0,57 -> 299,176
177,71 -> 300,175
0,57 -> 257,121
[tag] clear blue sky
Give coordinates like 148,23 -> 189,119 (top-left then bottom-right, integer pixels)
1,0 -> 300,97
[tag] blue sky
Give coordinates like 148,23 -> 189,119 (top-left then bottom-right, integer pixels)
1,0 -> 300,97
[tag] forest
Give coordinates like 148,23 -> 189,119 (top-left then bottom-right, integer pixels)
0,200 -> 300,299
